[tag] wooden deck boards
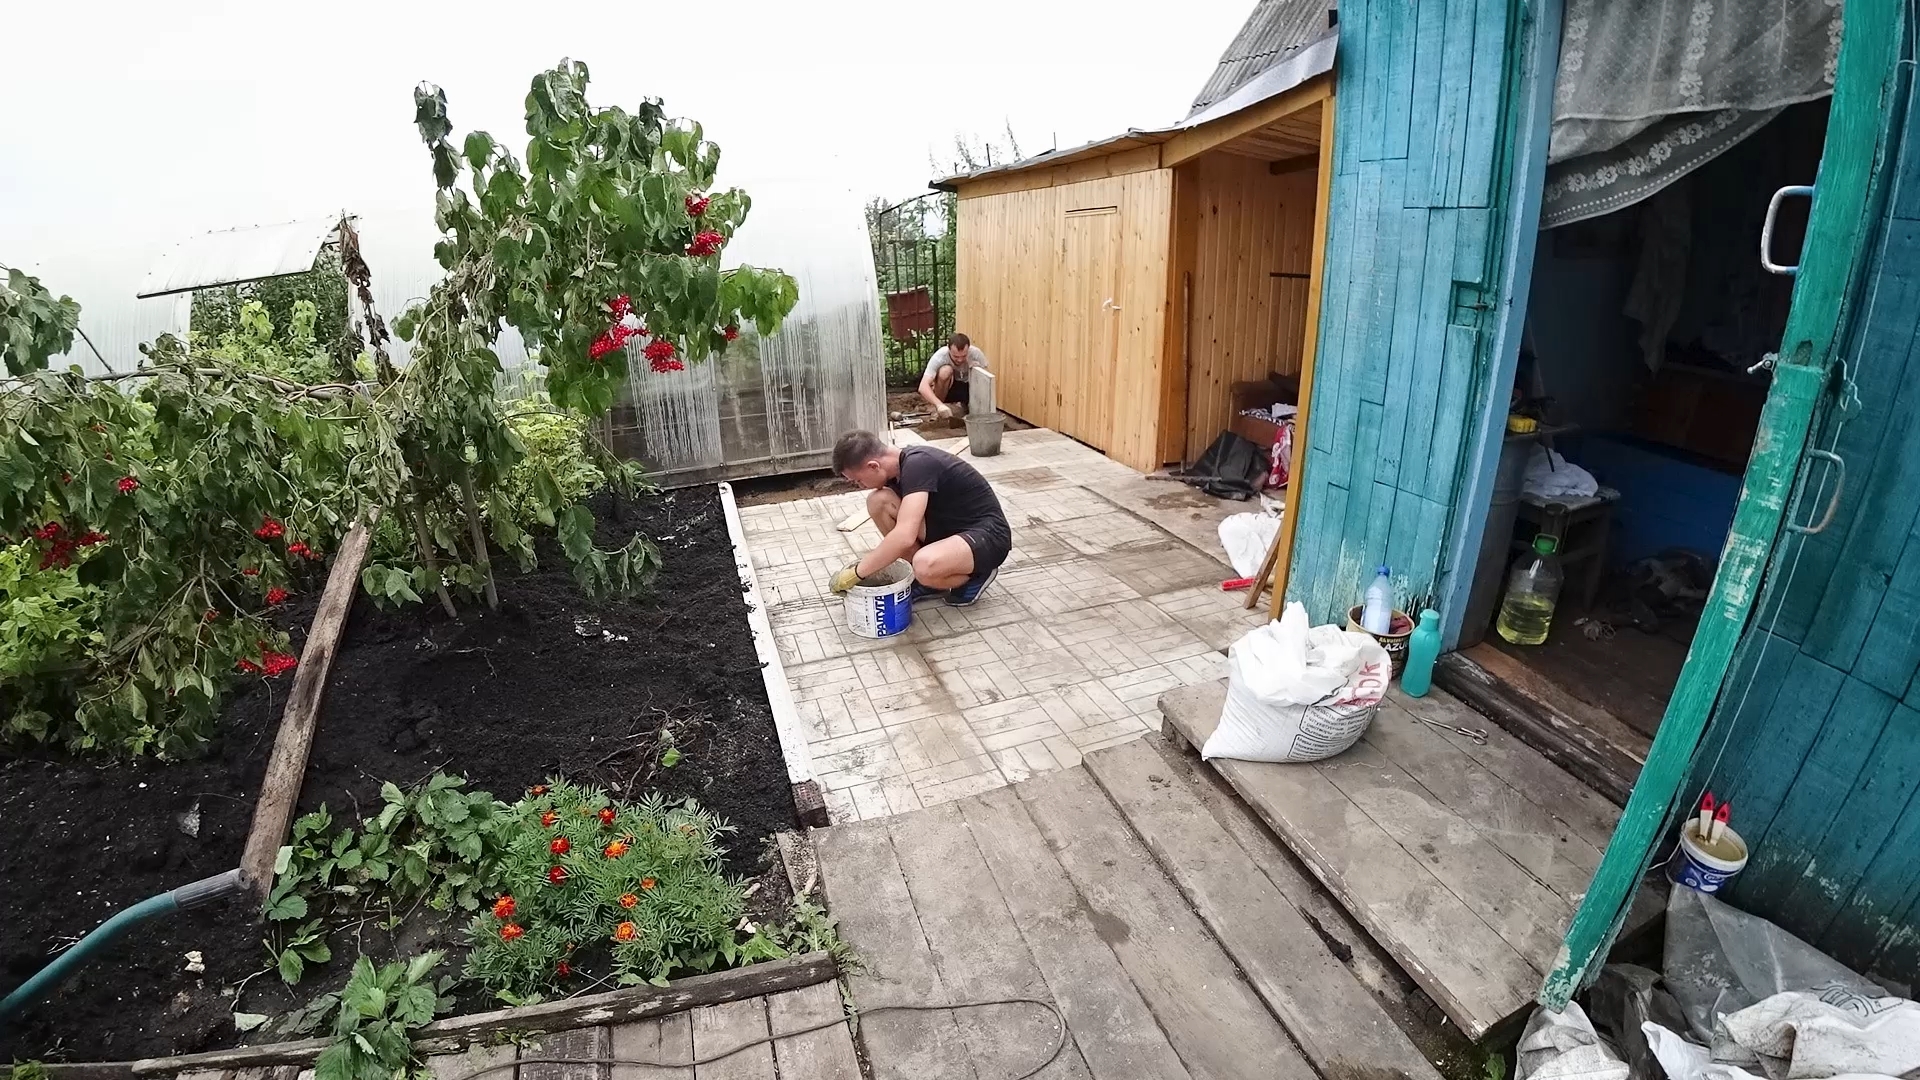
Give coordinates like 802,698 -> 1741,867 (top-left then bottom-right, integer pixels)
815,758 -> 1448,1078
1158,680 -> 1620,1039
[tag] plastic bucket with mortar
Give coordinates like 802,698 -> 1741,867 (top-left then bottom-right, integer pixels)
967,412 -> 1003,457
846,560 -> 915,639
1670,822 -> 1748,893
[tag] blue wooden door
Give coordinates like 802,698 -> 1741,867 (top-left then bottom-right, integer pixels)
1286,0 -> 1533,623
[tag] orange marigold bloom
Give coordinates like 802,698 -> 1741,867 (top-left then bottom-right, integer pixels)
550,837 -> 570,855
641,876 -> 657,891
529,785 -> 549,796
541,810 -> 559,828
619,893 -> 639,908
598,807 -> 617,827
492,895 -> 516,920
604,840 -> 630,858
499,922 -> 525,942
613,920 -> 638,943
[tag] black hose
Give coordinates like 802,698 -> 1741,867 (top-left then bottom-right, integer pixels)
441,997 -> 1067,1080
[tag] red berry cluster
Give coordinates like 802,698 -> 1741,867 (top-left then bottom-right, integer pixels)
237,647 -> 298,676
265,586 -> 290,605
287,541 -> 317,559
254,516 -> 284,540
117,475 -> 139,494
722,325 -> 739,342
588,296 -> 641,362
30,522 -> 107,570
684,193 -> 710,217
644,338 -> 683,373
686,230 -> 724,257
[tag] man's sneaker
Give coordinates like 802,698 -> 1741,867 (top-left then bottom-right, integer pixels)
945,566 -> 999,607
907,581 -> 944,605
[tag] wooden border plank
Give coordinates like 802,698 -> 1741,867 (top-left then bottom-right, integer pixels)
1270,94 -> 1338,617
240,512 -> 378,896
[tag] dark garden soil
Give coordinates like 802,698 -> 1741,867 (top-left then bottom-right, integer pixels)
0,486 -> 797,1063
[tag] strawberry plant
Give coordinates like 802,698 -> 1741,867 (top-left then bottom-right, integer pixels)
297,952 -> 454,1080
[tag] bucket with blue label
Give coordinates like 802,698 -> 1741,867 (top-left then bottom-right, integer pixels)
1671,822 -> 1748,894
845,561 -> 915,639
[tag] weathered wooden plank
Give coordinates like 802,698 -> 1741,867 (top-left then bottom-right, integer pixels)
1317,738 -> 1573,967
811,820 -> 975,1080
427,1041 -> 519,1080
610,1013 -> 694,1080
1457,0 -> 1511,207
958,785 -> 1195,1080
1856,527 -> 1920,697
1015,768 -> 1320,1080
1364,698 -> 1605,902
1355,161 -> 1407,404
1380,0 -> 1418,161
689,999 -> 771,1080
1834,776 -> 1920,977
1083,739 -> 1441,1080
1391,688 -> 1620,853
1376,207 -> 1433,481
1395,209 -> 1460,493
1709,651 -> 1847,845
1426,0 -> 1479,204
413,953 -> 835,1048
1400,0 -> 1449,209
767,982 -> 860,1080
1325,160 -> 1385,492
125,1042 -> 330,1076
887,803 -> 1090,1080
240,515 -> 376,896
1423,324 -> 1481,505
1160,681 -> 1538,1039
1355,0 -> 1386,162
520,1027 -> 610,1080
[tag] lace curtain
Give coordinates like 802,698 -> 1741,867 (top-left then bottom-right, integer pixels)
1541,0 -> 1843,229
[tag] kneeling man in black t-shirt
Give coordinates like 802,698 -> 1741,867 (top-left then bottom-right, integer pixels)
827,429 -> 1012,607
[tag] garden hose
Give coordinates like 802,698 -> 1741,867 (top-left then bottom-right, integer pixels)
0,868 -> 247,1027
445,996 -> 1067,1080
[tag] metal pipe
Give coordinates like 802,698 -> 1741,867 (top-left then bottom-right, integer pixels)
0,868 -> 246,1026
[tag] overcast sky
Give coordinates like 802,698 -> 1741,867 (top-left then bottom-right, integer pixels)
1,0 -> 1252,356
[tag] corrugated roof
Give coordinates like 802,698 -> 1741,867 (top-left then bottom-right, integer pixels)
136,217 -> 342,299
934,29 -> 1335,190
1189,0 -> 1336,116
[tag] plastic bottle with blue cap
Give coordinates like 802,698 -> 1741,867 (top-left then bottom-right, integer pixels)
1362,565 -> 1394,636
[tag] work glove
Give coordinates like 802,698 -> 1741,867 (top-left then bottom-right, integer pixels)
935,403 -> 953,420
828,562 -> 862,595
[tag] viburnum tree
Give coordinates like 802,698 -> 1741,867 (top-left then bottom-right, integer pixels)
2,61 -> 801,755
375,61 -> 798,609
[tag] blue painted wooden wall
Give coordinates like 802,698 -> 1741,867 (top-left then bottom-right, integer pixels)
1287,0 -> 1528,622
1688,71 -> 1920,985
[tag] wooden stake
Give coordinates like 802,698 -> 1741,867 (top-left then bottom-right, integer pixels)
239,512 -> 379,898
1244,523 -> 1285,611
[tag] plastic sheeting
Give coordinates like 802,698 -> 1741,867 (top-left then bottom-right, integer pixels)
604,178 -> 885,483
135,217 -> 341,298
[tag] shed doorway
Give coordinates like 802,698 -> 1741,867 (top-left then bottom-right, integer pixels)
1452,99 -> 1830,784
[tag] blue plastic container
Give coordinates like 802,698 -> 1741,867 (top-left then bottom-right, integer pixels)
1670,823 -> 1748,894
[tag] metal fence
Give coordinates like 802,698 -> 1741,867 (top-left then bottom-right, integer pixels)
871,193 -> 956,387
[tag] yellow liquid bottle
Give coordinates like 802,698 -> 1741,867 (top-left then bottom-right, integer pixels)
1497,534 -> 1563,646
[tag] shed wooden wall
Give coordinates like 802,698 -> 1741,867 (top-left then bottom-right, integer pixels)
1686,114 -> 1920,984
1179,155 -> 1318,460
1284,0 -> 1526,622
955,170 -> 1174,471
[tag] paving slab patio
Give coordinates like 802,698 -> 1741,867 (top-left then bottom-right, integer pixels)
738,428 -> 1275,822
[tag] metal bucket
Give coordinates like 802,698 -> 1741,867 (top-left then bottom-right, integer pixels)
845,560 -> 915,639
966,412 -> 1003,457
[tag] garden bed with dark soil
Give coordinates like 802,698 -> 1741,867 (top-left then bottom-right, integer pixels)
0,486 -> 796,1063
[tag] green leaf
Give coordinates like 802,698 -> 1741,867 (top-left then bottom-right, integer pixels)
380,781 -> 405,805
297,939 -> 333,964
232,1011 -> 271,1032
278,948 -> 305,985
558,504 -> 596,562
660,746 -> 682,768
274,845 -> 294,876
265,890 -> 309,921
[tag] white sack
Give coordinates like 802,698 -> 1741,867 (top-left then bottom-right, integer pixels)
1202,602 -> 1389,763
1218,511 -> 1281,579
1643,1019 -> 1906,1080
1517,1003 -> 1629,1080
1718,986 -> 1920,1080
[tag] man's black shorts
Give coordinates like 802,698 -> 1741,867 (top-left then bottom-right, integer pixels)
946,379 -> 971,406
939,516 -> 1011,575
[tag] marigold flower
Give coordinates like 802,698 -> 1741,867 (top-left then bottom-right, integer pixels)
499,922 -> 525,942
548,865 -> 568,884
541,810 -> 559,828
551,837 -> 570,855
598,807 -> 616,827
604,840 -> 629,858
555,960 -> 571,977
619,893 -> 639,908
530,784 -> 549,797
492,895 -> 516,920
641,876 -> 657,890
612,921 -> 638,943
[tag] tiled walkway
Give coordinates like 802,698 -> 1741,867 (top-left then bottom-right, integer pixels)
737,428 -> 1273,822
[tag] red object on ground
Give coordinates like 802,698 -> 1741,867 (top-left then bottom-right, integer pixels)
1221,577 -> 1256,591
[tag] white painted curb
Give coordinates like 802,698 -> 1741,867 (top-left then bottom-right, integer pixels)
716,482 -> 815,787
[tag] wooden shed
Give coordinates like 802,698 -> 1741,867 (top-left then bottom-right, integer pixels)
939,27 -> 1337,472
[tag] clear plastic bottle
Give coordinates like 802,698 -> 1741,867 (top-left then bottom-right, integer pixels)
1497,534 -> 1563,646
1362,565 -> 1394,635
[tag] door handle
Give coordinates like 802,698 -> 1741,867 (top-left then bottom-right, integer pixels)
1787,448 -> 1845,535
1761,185 -> 1815,276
